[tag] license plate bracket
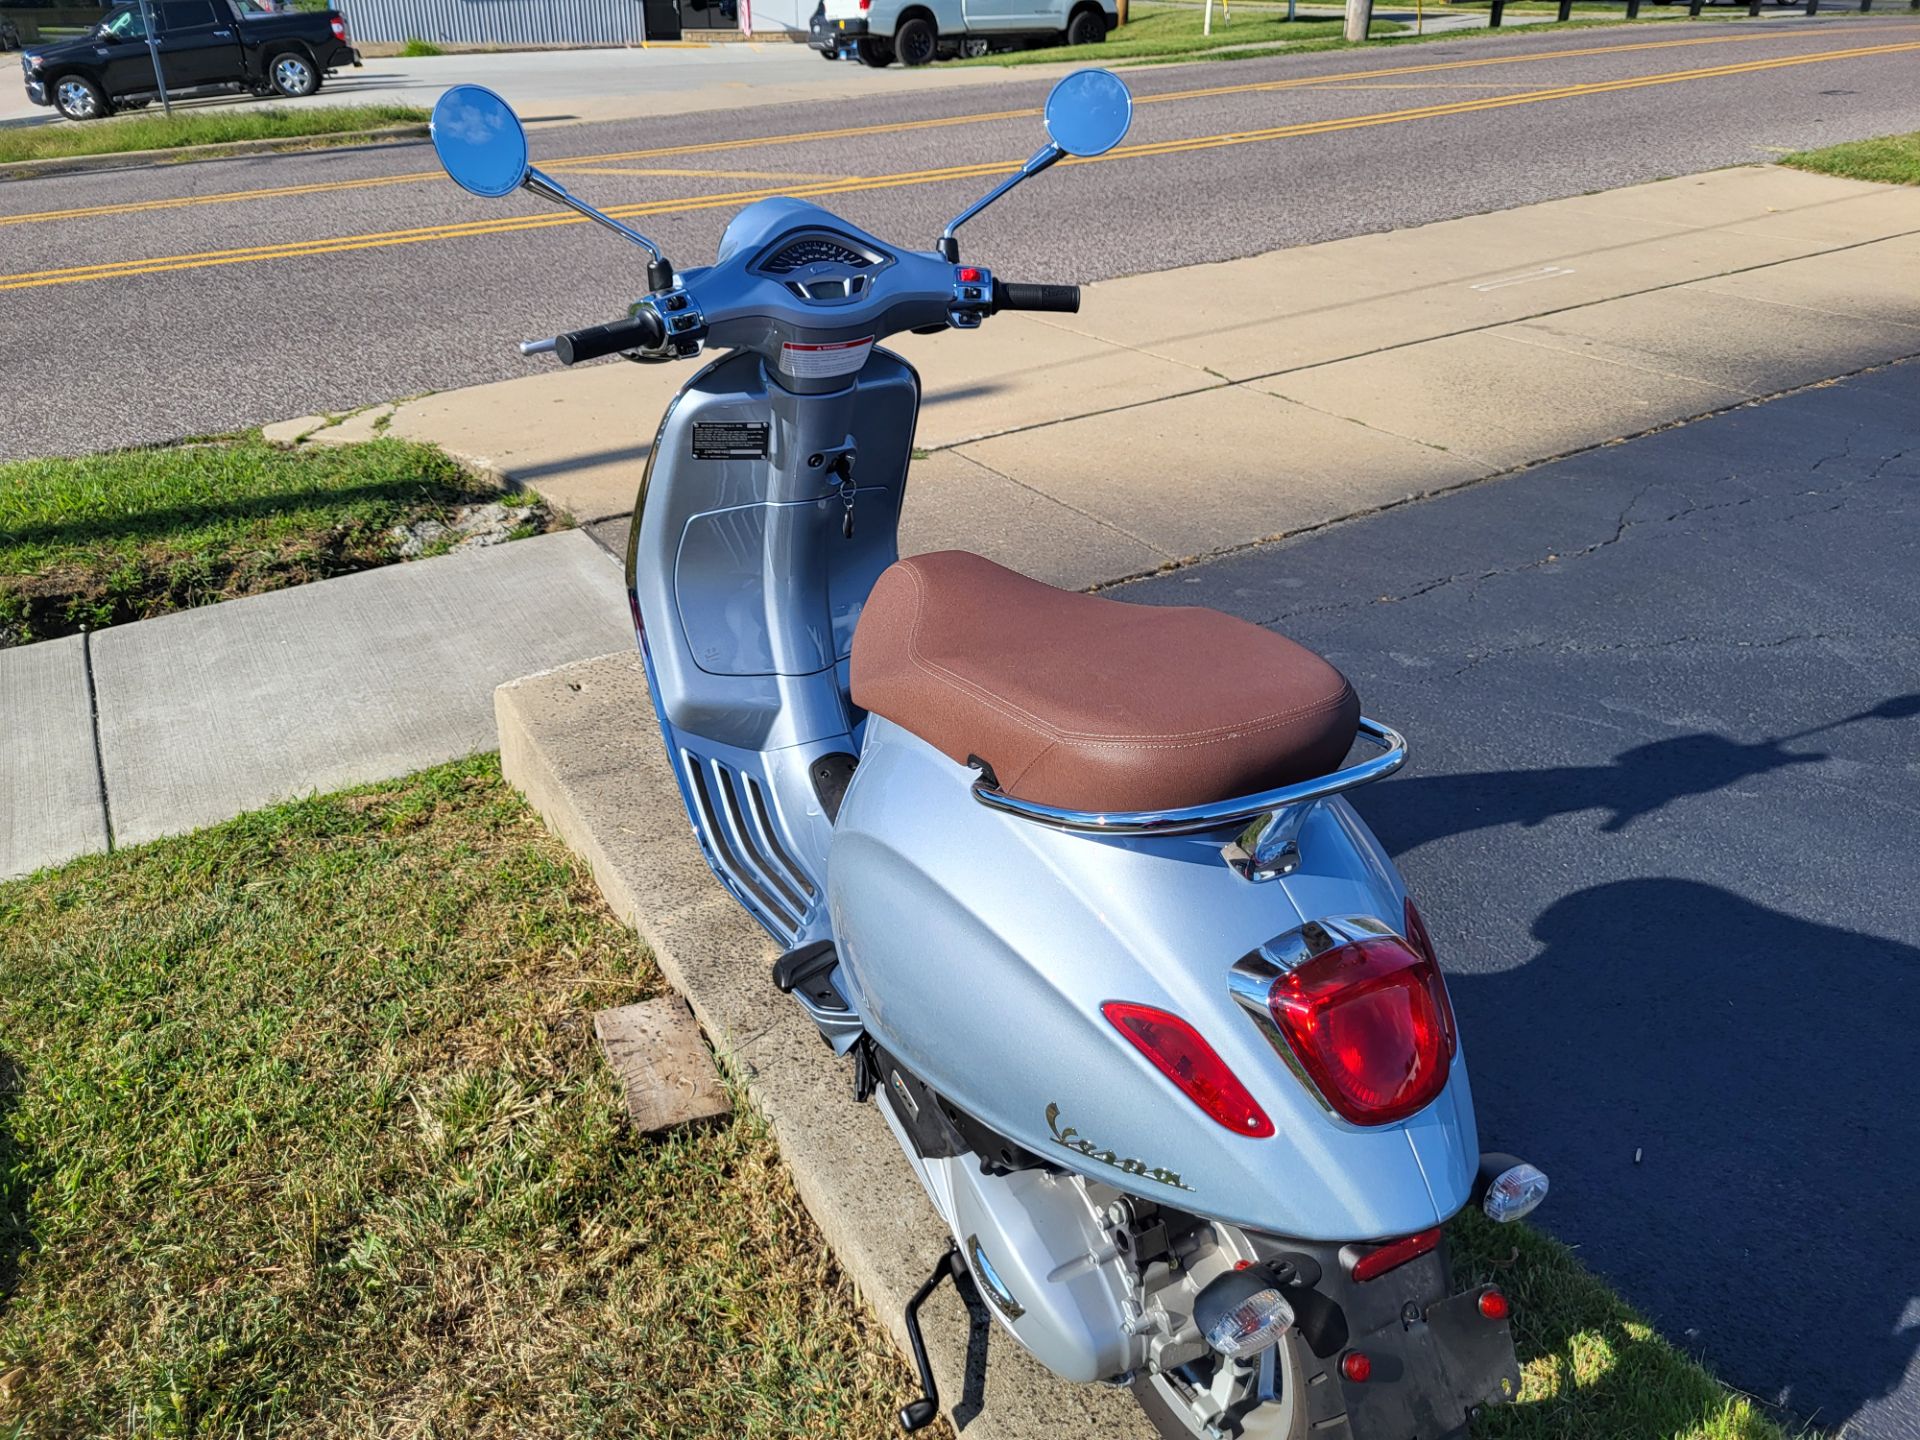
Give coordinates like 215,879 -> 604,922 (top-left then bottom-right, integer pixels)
1337,1288 -> 1521,1440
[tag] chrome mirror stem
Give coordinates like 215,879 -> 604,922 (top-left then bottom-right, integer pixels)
938,142 -> 1064,260
524,167 -> 665,264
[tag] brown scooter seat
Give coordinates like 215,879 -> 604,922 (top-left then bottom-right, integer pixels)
850,551 -> 1361,814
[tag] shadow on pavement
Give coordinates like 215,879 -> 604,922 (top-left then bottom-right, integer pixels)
1363,693 -> 1920,854
1446,878 -> 1920,1431
0,1051 -> 32,1314
1358,694 -> 1920,1431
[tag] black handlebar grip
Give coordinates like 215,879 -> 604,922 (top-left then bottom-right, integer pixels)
554,312 -> 667,366
992,281 -> 1081,314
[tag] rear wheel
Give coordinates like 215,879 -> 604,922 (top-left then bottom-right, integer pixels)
894,14 -> 938,64
1135,1337 -> 1310,1440
268,50 -> 319,97
1132,1223 -> 1310,1440
53,75 -> 109,121
855,35 -> 894,64
1066,4 -> 1108,44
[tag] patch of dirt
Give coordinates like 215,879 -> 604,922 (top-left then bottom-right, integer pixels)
389,499 -> 552,559
0,501 -> 559,650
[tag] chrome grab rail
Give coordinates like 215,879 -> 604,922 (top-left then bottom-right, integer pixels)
968,716 -> 1408,837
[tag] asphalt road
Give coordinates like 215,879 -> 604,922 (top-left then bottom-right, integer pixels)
3,15 -> 1919,459
1125,358 -> 1920,1440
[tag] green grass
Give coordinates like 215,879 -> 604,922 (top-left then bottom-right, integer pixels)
957,5 -> 1359,65
398,36 -> 447,56
0,757 -> 1797,1439
1780,130 -> 1920,186
0,104 -> 428,165
1449,1213 -> 1787,1439
0,757 -> 919,1437
0,435 -> 549,647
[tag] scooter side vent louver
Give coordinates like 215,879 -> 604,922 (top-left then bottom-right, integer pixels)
682,752 -> 817,940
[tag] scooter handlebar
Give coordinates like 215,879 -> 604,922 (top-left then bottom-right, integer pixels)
554,311 -> 667,366
992,281 -> 1080,314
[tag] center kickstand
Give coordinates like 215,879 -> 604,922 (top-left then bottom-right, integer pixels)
898,1246 -> 972,1432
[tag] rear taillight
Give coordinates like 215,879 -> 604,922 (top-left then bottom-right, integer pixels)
331,14 -> 348,40
1401,896 -> 1456,1053
859,0 -> 872,9
1267,931 -> 1454,1126
1102,1002 -> 1274,1138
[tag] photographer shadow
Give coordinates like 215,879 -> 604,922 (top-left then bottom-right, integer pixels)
1446,879 -> 1920,1433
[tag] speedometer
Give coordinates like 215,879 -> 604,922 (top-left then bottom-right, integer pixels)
760,236 -> 872,275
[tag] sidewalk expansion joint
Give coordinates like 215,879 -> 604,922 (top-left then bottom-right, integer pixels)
80,627 -> 116,854
1487,328 -> 1754,396
923,378 -> 1224,456
921,223 -> 1920,466
1231,221 -> 1920,390
949,449 -> 1174,561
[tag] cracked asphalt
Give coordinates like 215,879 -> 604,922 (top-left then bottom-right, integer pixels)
1125,358 -> 1920,1440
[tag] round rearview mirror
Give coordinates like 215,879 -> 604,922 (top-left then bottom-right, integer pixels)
1043,68 -> 1133,159
431,85 -> 529,199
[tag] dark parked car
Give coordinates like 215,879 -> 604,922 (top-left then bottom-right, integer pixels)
21,0 -> 360,120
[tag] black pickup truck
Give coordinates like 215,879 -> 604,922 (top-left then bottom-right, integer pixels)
22,0 -> 360,120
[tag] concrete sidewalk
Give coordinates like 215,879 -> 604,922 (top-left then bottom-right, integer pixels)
276,163 -> 1920,591
0,531 -> 630,880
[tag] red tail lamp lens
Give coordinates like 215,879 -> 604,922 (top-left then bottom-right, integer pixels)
1102,1002 -> 1274,1138
330,14 -> 346,38
1478,1288 -> 1511,1322
1350,1225 -> 1442,1283
1341,1351 -> 1373,1383
1267,935 -> 1454,1126
1402,896 -> 1458,1054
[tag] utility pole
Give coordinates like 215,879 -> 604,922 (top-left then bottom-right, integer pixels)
1343,0 -> 1373,40
136,0 -> 172,115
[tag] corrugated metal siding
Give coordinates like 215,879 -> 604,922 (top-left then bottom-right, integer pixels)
340,0 -> 660,45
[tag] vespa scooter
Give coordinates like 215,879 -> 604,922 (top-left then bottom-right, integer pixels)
429,73 -> 1550,1440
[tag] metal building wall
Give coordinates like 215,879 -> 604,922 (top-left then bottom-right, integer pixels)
340,0 -> 657,45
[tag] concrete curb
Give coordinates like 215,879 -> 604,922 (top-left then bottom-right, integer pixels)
0,123 -> 428,182
495,651 -> 1157,1439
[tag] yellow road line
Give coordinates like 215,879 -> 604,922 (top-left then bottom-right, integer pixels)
1,24 -> 1901,231
557,166 -> 858,180
3,37 -> 1913,292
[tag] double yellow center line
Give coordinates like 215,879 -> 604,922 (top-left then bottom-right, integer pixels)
2,36 -> 1913,292
0,25 -> 1897,232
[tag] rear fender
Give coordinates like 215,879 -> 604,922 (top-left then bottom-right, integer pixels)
829,719 -> 1477,1238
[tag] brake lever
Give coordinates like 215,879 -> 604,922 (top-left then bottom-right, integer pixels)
519,338 -> 559,357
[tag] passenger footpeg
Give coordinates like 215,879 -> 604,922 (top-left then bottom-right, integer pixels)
898,1246 -> 974,1433
771,939 -> 847,1015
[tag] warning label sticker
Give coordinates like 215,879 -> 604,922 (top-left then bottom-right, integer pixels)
691,422 -> 770,460
778,336 -> 875,380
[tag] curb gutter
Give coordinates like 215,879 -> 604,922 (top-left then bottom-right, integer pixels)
495,653 -> 1160,1439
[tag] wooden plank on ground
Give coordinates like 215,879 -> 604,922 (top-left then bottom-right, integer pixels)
593,995 -> 732,1133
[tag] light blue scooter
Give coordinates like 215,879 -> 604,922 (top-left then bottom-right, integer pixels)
431,73 -> 1549,1440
